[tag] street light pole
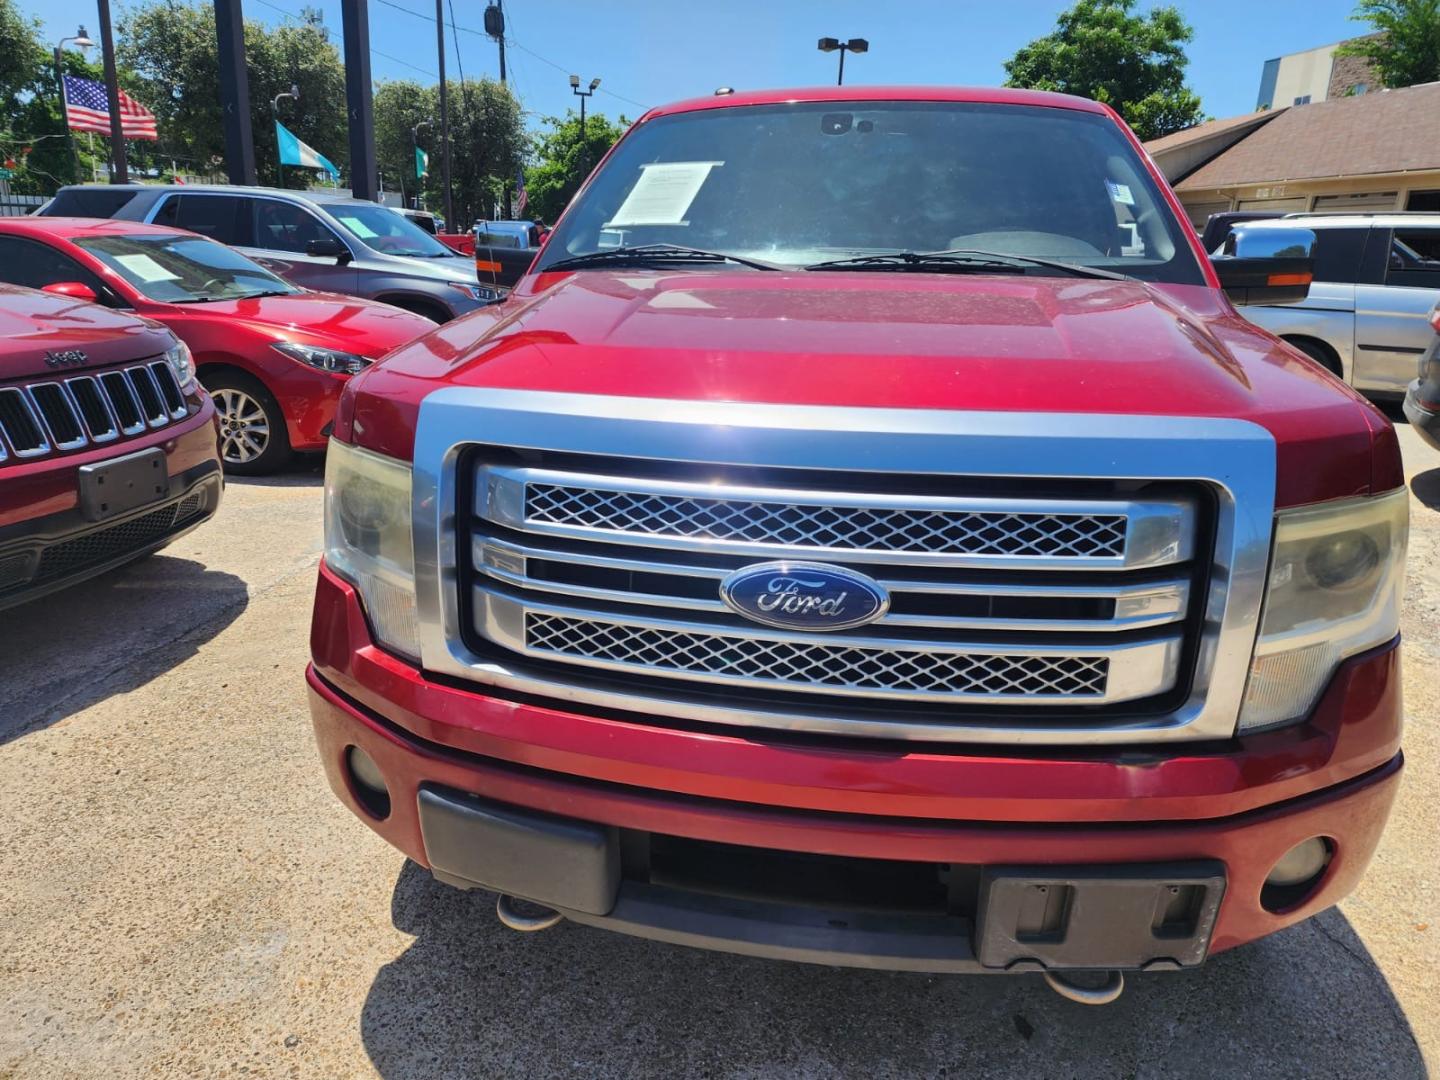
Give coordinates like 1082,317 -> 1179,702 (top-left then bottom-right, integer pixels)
52,27 -> 95,184
271,85 -> 297,187
435,0 -> 453,228
816,37 -> 869,86
570,74 -> 599,171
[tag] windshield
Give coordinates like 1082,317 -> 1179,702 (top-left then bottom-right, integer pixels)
537,101 -> 1204,284
328,204 -> 455,257
73,234 -> 300,302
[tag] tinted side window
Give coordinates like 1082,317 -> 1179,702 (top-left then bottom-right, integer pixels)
43,187 -> 141,218
152,195 -> 180,227
0,236 -> 115,303
1309,228 -> 1367,283
251,198 -> 338,253
1387,228 -> 1440,288
174,195 -> 250,246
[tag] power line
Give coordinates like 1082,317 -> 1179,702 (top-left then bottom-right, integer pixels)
502,38 -> 646,110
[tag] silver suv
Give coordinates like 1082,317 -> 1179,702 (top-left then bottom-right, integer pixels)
1236,213 -> 1440,396
42,184 -> 499,322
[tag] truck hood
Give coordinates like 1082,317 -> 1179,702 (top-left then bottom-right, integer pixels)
0,282 -> 176,379
357,270 -> 1396,505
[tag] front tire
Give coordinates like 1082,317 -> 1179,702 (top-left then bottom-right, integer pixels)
204,371 -> 292,475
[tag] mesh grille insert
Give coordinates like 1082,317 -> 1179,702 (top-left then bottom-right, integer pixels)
100,372 -> 142,430
526,484 -> 1129,559
68,377 -> 117,438
128,368 -> 166,423
525,613 -> 1110,700
149,362 -> 185,415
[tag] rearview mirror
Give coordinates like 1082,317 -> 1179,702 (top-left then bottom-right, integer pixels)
41,281 -> 98,302
1210,226 -> 1315,307
305,238 -> 352,265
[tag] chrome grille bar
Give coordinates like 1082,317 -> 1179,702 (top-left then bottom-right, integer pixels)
472,534 -> 1191,632
472,586 -> 1181,706
476,464 -> 1195,570
0,360 -> 185,461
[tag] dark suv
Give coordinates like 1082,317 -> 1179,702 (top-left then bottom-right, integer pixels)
42,184 -> 499,323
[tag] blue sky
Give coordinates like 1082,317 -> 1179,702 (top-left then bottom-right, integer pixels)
29,0 -> 1365,130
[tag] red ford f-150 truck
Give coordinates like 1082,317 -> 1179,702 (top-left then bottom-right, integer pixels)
307,87 -> 1407,1003
1,283 -> 221,611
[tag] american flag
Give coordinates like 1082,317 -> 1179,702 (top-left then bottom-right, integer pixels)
515,166 -> 528,214
63,76 -> 158,140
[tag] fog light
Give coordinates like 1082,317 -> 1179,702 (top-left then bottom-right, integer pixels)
345,745 -> 391,820
1262,837 -> 1332,912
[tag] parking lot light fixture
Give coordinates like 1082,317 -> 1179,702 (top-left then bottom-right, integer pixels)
817,36 -> 868,85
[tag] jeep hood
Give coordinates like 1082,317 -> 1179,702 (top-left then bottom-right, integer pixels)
0,282 -> 176,379
357,270 -> 1394,505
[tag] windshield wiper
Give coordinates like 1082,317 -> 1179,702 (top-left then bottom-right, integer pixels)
543,244 -> 786,273
804,248 -> 1130,281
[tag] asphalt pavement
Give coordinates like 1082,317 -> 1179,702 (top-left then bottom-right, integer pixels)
2,424 -> 1437,1080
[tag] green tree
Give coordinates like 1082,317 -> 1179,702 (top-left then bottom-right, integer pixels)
1003,0 -> 1203,141
374,79 -> 434,207
0,0 -> 45,120
523,110 -> 627,225
1338,0 -> 1440,88
119,0 -> 347,187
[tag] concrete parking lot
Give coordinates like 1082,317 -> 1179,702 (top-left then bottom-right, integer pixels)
2,422 -> 1437,1080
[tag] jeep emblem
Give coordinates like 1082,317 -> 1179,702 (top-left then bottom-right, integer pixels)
43,349 -> 88,369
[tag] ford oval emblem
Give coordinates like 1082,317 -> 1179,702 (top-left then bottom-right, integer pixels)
719,561 -> 889,632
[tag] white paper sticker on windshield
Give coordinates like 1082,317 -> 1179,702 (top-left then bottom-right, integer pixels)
1106,180 -> 1135,206
113,253 -> 181,282
337,215 -> 378,238
604,161 -> 722,227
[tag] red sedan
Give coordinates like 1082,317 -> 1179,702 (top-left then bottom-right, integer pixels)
0,217 -> 436,474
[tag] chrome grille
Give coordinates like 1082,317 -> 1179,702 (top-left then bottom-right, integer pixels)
0,363 -> 186,460
466,460 -> 1200,714
525,612 -> 1111,701
525,483 -> 1129,559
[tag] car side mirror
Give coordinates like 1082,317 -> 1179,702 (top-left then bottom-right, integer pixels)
305,238 -> 352,265
1210,226 -> 1315,307
41,281 -> 98,302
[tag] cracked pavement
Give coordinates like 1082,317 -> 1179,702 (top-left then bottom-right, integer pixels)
1,424 -> 1437,1079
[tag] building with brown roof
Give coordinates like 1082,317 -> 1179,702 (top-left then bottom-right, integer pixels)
1144,81 -> 1440,228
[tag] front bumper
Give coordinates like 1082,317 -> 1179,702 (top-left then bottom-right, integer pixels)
0,406 -> 222,611
1404,378 -> 1440,452
308,564 -> 1404,973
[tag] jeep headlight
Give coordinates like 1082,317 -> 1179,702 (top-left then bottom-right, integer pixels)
323,439 -> 420,661
1240,489 -> 1407,732
163,338 -> 195,389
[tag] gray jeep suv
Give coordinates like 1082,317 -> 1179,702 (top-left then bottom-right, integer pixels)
42,184 -> 499,322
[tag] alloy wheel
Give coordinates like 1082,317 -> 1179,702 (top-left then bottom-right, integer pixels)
213,387 -> 270,465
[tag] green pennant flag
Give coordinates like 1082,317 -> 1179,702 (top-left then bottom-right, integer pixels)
415,146 -> 428,179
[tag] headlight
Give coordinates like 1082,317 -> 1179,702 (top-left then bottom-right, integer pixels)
273,341 -> 373,375
163,339 -> 195,389
1240,489 -> 1408,732
324,439 -> 420,661
448,282 -> 500,303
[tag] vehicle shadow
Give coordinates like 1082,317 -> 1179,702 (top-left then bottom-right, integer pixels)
1412,468 -> 1440,511
0,554 -> 248,745
360,861 -> 1427,1079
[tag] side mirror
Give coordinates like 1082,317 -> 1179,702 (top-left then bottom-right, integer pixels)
1210,226 -> 1315,307
41,281 -> 98,302
305,238 -> 352,265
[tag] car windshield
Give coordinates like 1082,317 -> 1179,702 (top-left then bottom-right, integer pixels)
72,233 -> 300,302
328,204 -> 455,257
537,100 -> 1204,284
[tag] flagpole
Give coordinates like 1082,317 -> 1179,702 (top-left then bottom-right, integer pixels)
96,0 -> 128,183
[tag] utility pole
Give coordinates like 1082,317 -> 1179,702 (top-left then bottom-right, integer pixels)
435,0 -> 453,226
484,1 -> 506,83
341,0 -> 377,201
214,0 -> 257,185
96,0 -> 127,183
